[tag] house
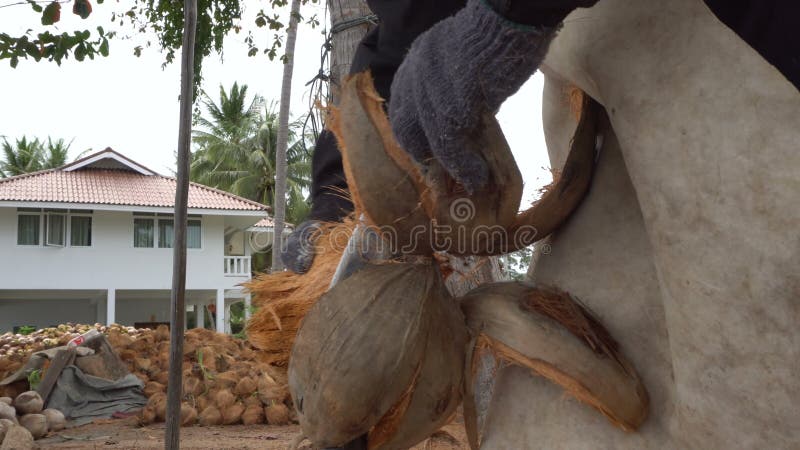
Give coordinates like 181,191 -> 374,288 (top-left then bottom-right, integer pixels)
0,148 -> 279,334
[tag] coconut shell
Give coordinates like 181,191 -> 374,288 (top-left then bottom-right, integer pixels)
41,409 -> 65,432
0,424 -> 33,449
0,398 -> 11,406
221,402 -> 245,425
233,377 -> 256,397
180,403 -> 198,427
241,404 -> 265,425
139,405 -> 157,425
289,262 -> 467,448
18,414 -> 46,439
459,281 -> 649,446
264,404 -> 289,426
183,377 -> 204,397
330,71 -> 599,256
13,392 -> 43,415
198,406 -> 222,426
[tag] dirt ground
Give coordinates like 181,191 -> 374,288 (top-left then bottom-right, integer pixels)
35,417 -> 469,449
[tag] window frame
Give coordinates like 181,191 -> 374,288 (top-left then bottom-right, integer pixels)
69,214 -> 93,247
16,208 -> 93,248
16,211 -> 41,246
132,213 -> 202,250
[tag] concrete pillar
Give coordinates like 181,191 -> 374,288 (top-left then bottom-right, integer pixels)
244,294 -> 252,321
106,289 -> 116,326
195,302 -> 204,329
215,289 -> 225,333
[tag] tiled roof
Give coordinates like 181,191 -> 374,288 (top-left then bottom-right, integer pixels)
0,149 -> 267,212
250,218 -> 294,229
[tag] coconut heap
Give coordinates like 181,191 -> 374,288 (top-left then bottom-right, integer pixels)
0,323 -> 293,433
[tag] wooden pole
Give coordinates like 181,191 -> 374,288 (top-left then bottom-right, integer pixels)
165,0 -> 197,447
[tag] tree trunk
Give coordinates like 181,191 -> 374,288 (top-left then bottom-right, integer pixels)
328,0 -> 374,105
271,0 -> 302,271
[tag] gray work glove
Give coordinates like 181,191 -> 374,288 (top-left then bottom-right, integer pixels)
389,0 -> 593,193
281,220 -> 322,274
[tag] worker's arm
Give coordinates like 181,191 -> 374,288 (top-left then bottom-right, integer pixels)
389,0 -> 598,193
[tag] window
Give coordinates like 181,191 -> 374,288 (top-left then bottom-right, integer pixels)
17,215 -> 40,245
187,220 -> 202,249
133,215 -> 201,249
134,218 -> 155,248
70,216 -> 92,246
45,213 -> 66,246
158,219 -> 174,248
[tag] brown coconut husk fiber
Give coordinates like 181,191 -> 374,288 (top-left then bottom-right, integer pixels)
244,218 -> 355,366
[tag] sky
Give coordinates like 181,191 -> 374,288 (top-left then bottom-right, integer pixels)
0,2 -> 552,207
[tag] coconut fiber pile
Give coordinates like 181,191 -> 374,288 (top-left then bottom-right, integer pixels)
0,324 -> 293,430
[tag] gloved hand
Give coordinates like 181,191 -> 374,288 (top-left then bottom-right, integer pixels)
281,220 -> 322,274
389,0 -> 598,193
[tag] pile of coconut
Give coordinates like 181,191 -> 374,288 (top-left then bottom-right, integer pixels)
0,323 -> 293,433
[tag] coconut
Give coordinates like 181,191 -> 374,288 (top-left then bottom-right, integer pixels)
243,395 -> 261,408
329,71 -> 599,256
213,371 -> 239,390
214,390 -> 235,410
180,403 -> 197,427
220,402 -> 244,425
154,370 -> 169,385
18,414 -> 46,439
143,381 -> 165,397
289,262 -> 467,448
147,392 -> 168,422
264,404 -> 290,426
459,281 -> 649,447
241,404 -> 264,425
0,424 -> 33,450
41,409 -> 65,432
257,375 -> 288,405
154,325 -> 170,342
198,406 -> 222,426
0,403 -> 15,422
183,377 -> 204,397
233,377 -> 256,397
13,392 -> 42,415
0,398 -> 10,406
139,405 -> 157,425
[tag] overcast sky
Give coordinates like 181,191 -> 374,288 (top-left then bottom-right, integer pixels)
0,2 -> 552,207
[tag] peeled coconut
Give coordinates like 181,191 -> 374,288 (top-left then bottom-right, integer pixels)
459,281 -> 649,448
289,262 -> 467,448
0,398 -> 11,406
329,72 -> 599,256
18,414 -> 46,439
0,403 -> 15,422
13,392 -> 43,415
264,404 -> 289,426
198,406 -> 222,426
41,409 -> 65,432
0,424 -> 33,450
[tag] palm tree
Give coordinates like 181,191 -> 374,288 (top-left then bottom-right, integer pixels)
190,83 -> 312,223
0,136 -> 74,177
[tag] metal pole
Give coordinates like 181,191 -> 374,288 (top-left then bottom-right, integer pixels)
165,0 -> 197,448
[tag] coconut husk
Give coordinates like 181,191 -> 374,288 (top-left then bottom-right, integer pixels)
221,402 -> 245,425
134,358 -> 151,372
148,392 -> 168,422
243,395 -> 261,408
213,371 -> 239,390
143,381 -> 165,397
459,281 -> 649,446
154,325 -> 170,342
329,71 -> 599,256
244,219 -> 354,367
257,376 -> 288,405
183,377 -> 204,398
242,404 -> 265,425
139,405 -> 157,425
154,370 -> 169,386
233,377 -> 256,397
198,406 -> 222,426
195,394 -> 211,414
289,262 -> 467,448
214,390 -> 235,410
180,403 -> 198,427
264,404 -> 290,426
0,424 -> 33,449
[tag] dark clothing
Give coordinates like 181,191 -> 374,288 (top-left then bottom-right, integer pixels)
309,0 -> 466,222
703,0 -> 800,91
309,0 -> 800,222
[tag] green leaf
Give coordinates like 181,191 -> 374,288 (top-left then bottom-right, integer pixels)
73,0 -> 92,19
99,39 -> 109,57
26,0 -> 43,13
255,16 -> 266,27
41,2 -> 61,26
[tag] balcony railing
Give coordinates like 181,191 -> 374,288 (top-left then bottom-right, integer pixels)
223,256 -> 251,277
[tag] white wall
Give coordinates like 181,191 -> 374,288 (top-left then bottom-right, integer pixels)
0,298 -> 98,332
0,208 -> 252,291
